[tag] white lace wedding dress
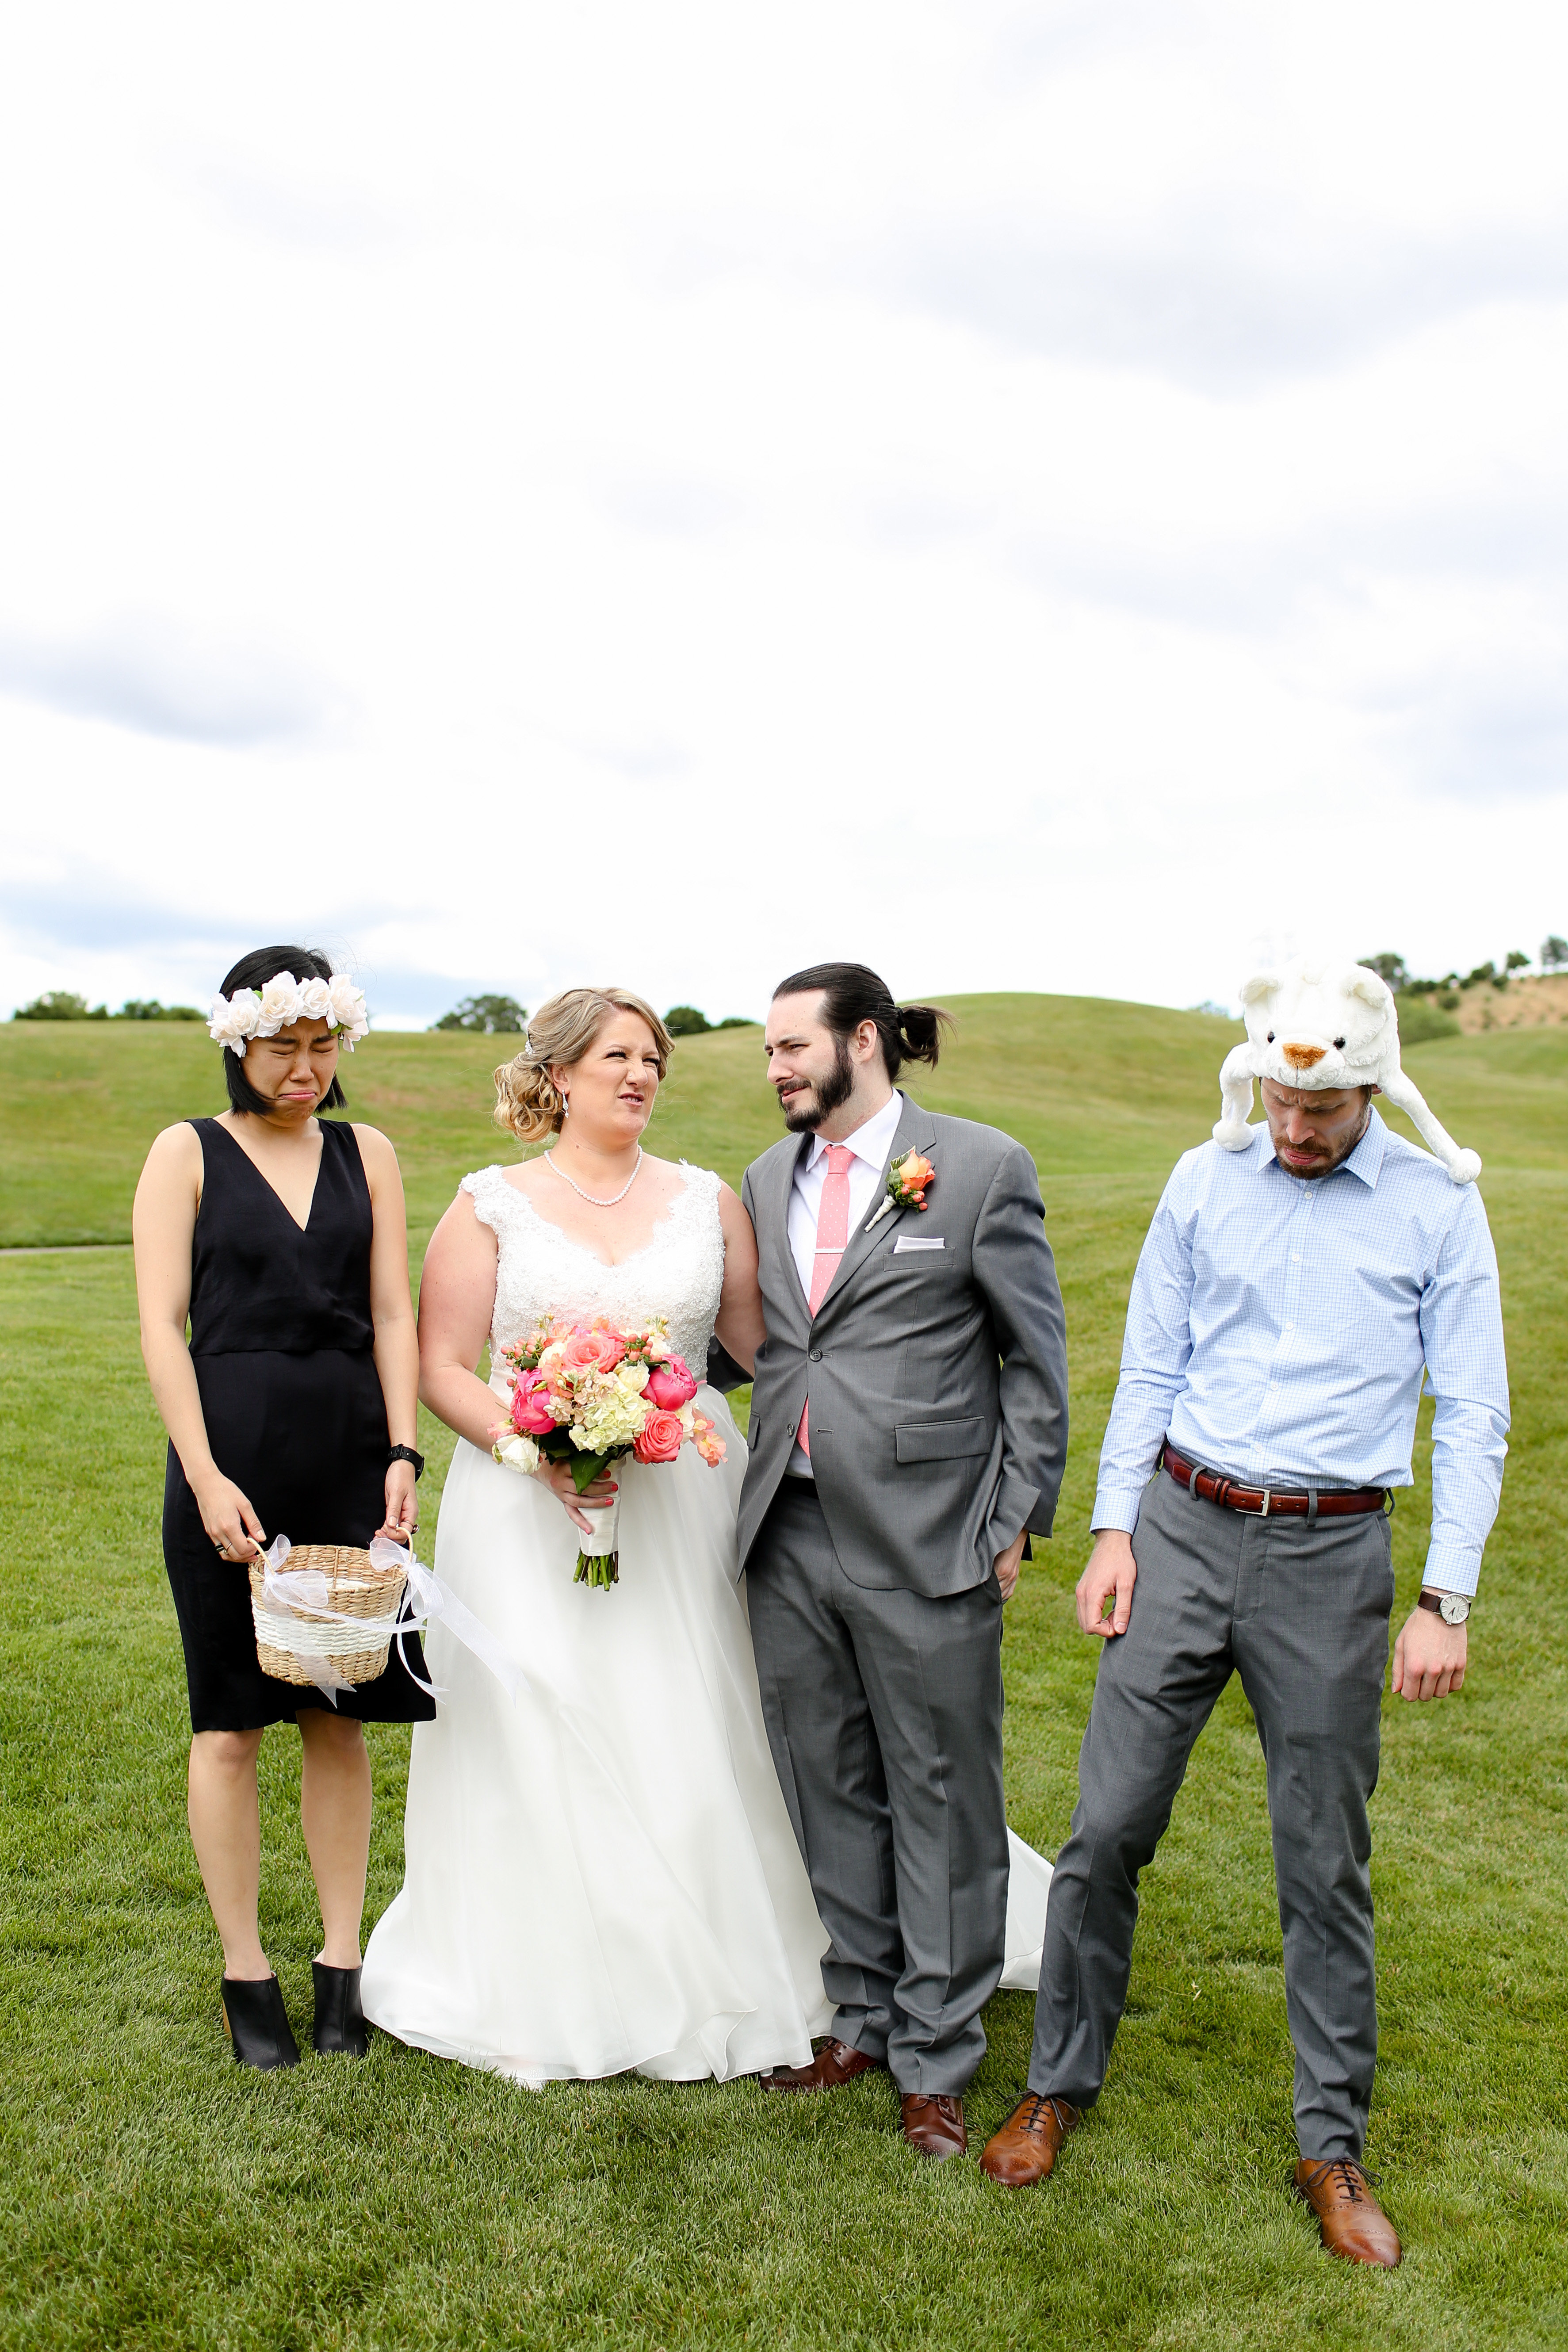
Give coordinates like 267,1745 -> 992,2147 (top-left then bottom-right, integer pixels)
361,1162 -> 1051,2087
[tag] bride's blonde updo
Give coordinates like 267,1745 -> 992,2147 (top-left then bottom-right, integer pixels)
493,987 -> 675,1144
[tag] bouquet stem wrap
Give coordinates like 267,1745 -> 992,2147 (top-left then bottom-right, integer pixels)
573,1488 -> 622,1589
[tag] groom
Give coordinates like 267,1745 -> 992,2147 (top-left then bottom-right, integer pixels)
738,962 -> 1069,2158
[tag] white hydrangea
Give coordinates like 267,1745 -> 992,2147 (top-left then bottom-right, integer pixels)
570,1379 -> 649,1453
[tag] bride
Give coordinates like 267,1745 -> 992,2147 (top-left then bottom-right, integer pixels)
362,986 -> 832,2081
362,984 -> 1050,2087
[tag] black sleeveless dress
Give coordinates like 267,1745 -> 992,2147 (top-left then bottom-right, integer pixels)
162,1118 -> 436,1733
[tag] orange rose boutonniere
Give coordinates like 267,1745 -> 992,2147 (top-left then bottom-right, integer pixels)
864,1149 -> 935,1232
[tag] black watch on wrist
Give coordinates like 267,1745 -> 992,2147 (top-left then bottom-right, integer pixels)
388,1444 -> 425,1482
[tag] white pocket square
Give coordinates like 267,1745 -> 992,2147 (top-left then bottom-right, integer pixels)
893,1235 -> 945,1252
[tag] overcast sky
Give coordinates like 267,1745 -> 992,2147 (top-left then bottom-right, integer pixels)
4,0 -> 1566,1026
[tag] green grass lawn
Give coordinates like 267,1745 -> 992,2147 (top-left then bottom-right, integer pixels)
2,1002 -> 1565,2348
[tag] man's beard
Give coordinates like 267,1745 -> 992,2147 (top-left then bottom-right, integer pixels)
1275,1098 -> 1373,1178
780,1035 -> 855,1132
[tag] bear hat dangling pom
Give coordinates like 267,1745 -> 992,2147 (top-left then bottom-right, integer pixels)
1212,957 -> 1481,1184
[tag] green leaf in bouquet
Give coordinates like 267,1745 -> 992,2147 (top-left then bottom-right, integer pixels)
570,1450 -> 612,1494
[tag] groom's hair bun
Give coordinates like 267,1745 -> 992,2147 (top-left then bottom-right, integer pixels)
493,987 -> 674,1144
772,962 -> 952,1082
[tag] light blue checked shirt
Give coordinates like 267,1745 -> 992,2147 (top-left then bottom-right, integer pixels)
1092,1111 -> 1510,1595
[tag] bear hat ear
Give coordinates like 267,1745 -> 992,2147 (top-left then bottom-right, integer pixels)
1239,971 -> 1280,1007
1346,968 -> 1389,1006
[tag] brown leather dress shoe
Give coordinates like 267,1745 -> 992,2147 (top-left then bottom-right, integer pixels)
902,2094 -> 967,2159
760,2037 -> 883,2093
1294,2158 -> 1402,2268
979,2091 -> 1079,2186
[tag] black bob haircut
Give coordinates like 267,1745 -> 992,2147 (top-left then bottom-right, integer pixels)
771,961 -> 952,1081
217,945 -> 349,1117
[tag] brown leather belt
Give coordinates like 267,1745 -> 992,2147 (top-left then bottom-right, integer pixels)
1161,1442 -> 1388,1519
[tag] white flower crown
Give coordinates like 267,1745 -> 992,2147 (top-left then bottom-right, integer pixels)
207,970 -> 370,1059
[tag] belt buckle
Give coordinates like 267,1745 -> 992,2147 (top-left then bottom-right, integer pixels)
1258,1488 -> 1271,1519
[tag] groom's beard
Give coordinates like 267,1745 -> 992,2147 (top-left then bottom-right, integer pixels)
780,1035 -> 855,1132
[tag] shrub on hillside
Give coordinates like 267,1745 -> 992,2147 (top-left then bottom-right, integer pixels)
665,1008 -> 757,1036
13,991 -> 91,1021
433,994 -> 528,1034
1396,997 -> 1460,1046
1541,935 -> 1567,971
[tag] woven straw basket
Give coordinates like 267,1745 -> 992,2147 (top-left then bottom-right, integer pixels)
248,1543 -> 409,1688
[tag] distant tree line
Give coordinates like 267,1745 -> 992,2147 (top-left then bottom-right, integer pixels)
11,991 -> 203,1021
1362,940 -> 1566,1009
430,994 -> 759,1037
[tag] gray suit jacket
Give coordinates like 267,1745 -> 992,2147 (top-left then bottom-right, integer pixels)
737,1095 -> 1069,1598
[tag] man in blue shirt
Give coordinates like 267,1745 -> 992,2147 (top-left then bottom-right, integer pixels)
979,1071 -> 1509,2268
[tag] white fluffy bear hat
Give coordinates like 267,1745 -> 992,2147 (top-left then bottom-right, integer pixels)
1214,956 -> 1480,1184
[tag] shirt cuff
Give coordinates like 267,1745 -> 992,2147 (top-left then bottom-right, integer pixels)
1090,1486 -> 1144,1535
1419,1541 -> 1481,1599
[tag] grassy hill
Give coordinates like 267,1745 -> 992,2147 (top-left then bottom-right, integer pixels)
2,996 -> 1565,2350
4,990 -> 1565,1247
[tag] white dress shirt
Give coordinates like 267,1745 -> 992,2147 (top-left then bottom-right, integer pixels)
1091,1112 -> 1510,1594
784,1088 -> 906,1477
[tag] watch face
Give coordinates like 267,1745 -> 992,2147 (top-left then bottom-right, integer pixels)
1439,1595 -> 1469,1625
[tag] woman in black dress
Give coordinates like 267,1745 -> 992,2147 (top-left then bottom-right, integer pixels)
133,944 -> 434,2071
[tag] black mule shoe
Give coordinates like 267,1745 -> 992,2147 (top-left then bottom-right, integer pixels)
220,1975 -> 300,2070
312,1960 -> 370,2057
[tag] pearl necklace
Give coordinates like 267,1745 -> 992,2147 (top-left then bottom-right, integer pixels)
544,1146 -> 644,1207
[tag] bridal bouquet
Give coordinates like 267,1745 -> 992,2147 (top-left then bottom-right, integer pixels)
490,1315 -> 725,1587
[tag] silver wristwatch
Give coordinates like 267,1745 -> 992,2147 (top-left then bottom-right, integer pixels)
1419,1590 -> 1471,1626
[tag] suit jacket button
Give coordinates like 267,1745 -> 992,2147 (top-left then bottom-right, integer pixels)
809,1349 -> 822,1361
786,1423 -> 795,1437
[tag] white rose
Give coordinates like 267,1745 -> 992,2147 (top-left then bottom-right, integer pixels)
255,973 -> 302,1037
208,987 -> 260,1056
297,977 -> 333,1022
492,1433 -> 540,1476
328,974 -> 369,1048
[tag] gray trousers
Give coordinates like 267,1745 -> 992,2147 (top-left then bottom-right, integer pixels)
747,1479 -> 1009,2093
1028,1470 -> 1394,2159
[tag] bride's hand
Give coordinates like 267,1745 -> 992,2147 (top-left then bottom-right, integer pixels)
533,1458 -> 618,1537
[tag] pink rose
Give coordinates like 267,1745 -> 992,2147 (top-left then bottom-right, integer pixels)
633,1408 -> 686,1465
561,1328 -> 625,1376
644,1355 -> 697,1411
511,1373 -> 558,1436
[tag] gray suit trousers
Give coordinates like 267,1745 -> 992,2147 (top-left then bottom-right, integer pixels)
747,1479 -> 1009,2093
1028,1470 -> 1394,2159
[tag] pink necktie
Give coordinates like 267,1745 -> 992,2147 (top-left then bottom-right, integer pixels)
799,1144 -> 853,1460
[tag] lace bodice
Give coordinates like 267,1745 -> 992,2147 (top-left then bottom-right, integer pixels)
462,1163 -> 727,1387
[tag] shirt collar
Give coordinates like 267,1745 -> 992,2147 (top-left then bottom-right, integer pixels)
1255,1103 -> 1386,1189
807,1089 -> 905,1174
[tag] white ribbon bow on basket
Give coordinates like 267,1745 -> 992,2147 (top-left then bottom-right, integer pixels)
252,1534 -> 524,1708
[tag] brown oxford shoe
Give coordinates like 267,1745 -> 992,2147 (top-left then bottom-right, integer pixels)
760,2037 -> 884,2093
979,2091 -> 1079,2186
1294,2158 -> 1402,2268
902,2093 -> 967,2160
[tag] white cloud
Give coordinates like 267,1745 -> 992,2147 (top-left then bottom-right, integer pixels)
0,0 -> 1564,1032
